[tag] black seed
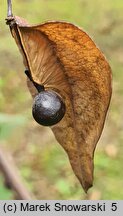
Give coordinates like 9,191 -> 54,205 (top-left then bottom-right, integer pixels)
32,90 -> 66,126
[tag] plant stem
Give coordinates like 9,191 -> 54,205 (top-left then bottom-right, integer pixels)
7,0 -> 13,17
0,147 -> 34,199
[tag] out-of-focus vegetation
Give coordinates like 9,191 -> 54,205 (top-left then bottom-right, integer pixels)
0,0 -> 123,199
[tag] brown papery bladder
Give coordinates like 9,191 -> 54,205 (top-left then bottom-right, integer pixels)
6,0 -> 112,193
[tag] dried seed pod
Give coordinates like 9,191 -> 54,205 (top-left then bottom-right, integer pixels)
6,0 -> 112,192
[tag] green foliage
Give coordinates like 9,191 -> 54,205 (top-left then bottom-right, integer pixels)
94,152 -> 123,199
0,0 -> 123,199
0,113 -> 27,139
0,177 -> 12,200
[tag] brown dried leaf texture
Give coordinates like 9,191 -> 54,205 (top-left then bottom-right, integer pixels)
10,18 -> 112,192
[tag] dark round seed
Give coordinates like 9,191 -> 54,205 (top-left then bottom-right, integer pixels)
32,90 -> 66,126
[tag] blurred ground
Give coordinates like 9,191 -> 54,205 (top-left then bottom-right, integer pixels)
0,0 -> 123,199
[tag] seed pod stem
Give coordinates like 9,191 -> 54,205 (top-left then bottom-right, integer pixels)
25,70 -> 45,92
7,0 -> 13,17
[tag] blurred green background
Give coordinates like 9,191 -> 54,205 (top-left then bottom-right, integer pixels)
0,0 -> 123,200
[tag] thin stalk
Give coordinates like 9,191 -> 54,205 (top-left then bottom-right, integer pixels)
0,147 -> 34,199
7,0 -> 13,17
